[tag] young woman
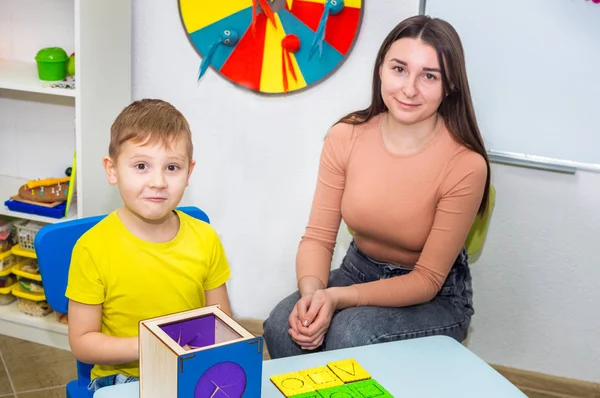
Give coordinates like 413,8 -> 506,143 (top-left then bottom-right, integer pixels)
263,15 -> 491,358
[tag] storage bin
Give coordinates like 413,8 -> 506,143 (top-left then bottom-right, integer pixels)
0,273 -> 15,288
0,264 -> 15,288
0,250 -> 16,271
17,277 -> 44,294
15,221 -> 44,251
16,297 -> 52,316
0,219 -> 12,241
0,266 -> 16,305
12,259 -> 41,279
0,219 -> 16,253
0,290 -> 16,305
12,284 -> 52,316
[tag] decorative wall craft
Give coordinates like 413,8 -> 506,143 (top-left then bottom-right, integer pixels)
179,0 -> 363,94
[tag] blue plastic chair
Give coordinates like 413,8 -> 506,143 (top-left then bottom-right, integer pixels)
34,207 -> 210,398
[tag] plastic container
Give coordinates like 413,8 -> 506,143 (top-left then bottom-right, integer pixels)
17,275 -> 44,294
15,221 -> 44,251
12,259 -> 41,280
16,297 -> 52,316
4,199 -> 67,219
0,266 -> 16,305
0,220 -> 12,241
0,220 -> 15,253
0,271 -> 14,288
0,264 -> 15,287
12,284 -> 52,316
0,250 -> 16,271
0,292 -> 15,305
35,47 -> 68,81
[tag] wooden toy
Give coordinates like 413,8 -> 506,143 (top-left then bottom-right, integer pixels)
17,178 -> 70,204
139,305 -> 263,398
270,358 -> 391,397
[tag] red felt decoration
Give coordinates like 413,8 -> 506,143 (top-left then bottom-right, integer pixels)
281,34 -> 301,93
252,0 -> 276,34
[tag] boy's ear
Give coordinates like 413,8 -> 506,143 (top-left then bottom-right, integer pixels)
186,160 -> 196,187
103,156 -> 118,185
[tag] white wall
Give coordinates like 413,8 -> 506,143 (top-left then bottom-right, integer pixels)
131,0 -> 599,384
0,0 -> 74,62
468,164 -> 600,383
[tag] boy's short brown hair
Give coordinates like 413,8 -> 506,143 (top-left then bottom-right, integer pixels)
109,99 -> 193,162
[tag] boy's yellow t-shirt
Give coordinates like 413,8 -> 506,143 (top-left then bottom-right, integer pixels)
65,210 -> 230,381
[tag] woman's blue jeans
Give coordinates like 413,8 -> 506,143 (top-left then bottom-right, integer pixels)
263,241 -> 474,359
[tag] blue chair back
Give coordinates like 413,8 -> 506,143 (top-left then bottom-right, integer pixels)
34,207 -> 210,398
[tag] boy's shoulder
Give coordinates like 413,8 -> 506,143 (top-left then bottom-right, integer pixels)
74,211 -> 121,250
175,210 -> 219,240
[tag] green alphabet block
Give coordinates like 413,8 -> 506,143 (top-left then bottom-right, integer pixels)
317,384 -> 358,397
347,379 -> 393,397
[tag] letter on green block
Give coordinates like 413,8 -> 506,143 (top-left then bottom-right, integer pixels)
346,379 -> 393,397
290,392 -> 320,398
316,384 -> 358,397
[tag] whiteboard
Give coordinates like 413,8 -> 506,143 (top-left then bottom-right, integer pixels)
423,0 -> 600,171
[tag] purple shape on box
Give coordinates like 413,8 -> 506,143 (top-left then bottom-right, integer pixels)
194,362 -> 246,398
159,315 -> 215,348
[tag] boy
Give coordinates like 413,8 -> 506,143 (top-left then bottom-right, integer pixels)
65,99 -> 232,392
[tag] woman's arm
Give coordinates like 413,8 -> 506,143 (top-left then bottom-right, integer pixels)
330,151 -> 488,309
68,300 -> 138,365
296,123 -> 354,295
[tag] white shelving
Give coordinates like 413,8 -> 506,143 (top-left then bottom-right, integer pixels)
0,0 -> 132,349
0,175 -> 77,224
0,59 -> 75,98
0,300 -> 69,351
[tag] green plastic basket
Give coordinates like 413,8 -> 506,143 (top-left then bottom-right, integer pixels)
35,47 -> 68,81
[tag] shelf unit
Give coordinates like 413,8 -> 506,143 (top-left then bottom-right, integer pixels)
0,59 -> 76,97
0,299 -> 70,350
0,0 -> 132,350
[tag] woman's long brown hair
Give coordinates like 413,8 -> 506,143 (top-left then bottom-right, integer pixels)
338,15 -> 491,215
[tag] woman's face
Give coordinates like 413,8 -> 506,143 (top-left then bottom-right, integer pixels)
379,38 -> 445,125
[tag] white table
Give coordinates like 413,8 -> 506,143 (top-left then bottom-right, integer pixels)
94,335 -> 525,397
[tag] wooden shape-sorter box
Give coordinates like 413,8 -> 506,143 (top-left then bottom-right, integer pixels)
139,305 -> 263,398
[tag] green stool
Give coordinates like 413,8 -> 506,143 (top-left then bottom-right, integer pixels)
465,184 -> 496,256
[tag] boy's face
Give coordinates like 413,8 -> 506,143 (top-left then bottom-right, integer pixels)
103,136 -> 195,222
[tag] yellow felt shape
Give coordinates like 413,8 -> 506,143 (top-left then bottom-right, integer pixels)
270,371 -> 315,397
299,366 -> 343,390
327,358 -> 371,383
